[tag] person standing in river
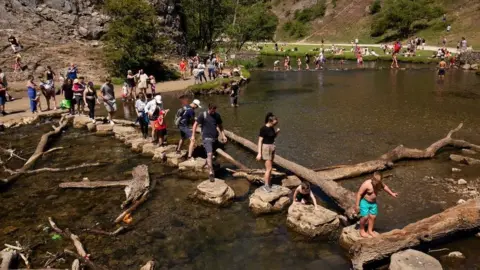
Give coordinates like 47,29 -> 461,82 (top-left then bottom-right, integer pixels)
230,81 -> 239,107
438,58 -> 447,79
176,97 -> 201,156
256,112 -> 280,193
355,172 -> 398,238
99,77 -> 116,125
135,92 -> 149,139
191,103 -> 227,182
391,40 -> 401,69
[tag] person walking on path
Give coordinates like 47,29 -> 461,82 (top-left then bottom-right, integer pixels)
145,95 -> 164,140
99,78 -> 117,125
45,66 -> 56,86
40,79 -> 57,111
61,78 -> 74,115
198,61 -> 207,82
83,82 -> 99,122
355,172 -> 398,238
191,103 -> 227,182
207,59 -> 216,80
175,97 -> 201,156
135,92 -> 149,139
180,58 -> 187,80
256,112 -> 280,192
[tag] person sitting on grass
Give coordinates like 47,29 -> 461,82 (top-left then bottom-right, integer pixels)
293,182 -> 318,209
355,172 -> 398,238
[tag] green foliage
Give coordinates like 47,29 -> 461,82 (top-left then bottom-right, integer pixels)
228,57 -> 264,69
283,20 -> 308,38
370,0 -> 381,15
293,0 -> 326,23
227,2 -> 278,50
370,0 -> 444,39
332,0 -> 337,8
103,0 -> 166,76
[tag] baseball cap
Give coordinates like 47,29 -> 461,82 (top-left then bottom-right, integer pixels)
154,95 -> 162,104
192,99 -> 202,108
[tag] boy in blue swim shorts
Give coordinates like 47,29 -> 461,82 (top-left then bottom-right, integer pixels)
355,172 -> 398,238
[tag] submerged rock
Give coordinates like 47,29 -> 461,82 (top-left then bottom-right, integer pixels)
286,202 -> 339,238
447,251 -> 465,259
461,149 -> 477,155
193,179 -> 235,206
178,157 -> 209,178
249,185 -> 291,215
390,249 -> 442,270
165,151 -> 187,167
339,224 -> 364,250
282,175 -> 302,189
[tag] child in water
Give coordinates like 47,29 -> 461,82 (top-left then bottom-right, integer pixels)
297,57 -> 302,71
293,182 -> 318,209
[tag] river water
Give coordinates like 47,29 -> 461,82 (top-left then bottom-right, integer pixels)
1,61 -> 480,269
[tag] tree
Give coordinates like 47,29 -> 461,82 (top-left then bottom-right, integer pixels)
103,0 -> 166,76
370,0 -> 381,15
227,2 -> 278,50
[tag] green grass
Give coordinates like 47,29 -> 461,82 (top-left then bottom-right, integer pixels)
260,44 -> 441,64
186,66 -> 251,94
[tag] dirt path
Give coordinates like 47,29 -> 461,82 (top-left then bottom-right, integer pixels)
1,76 -> 196,124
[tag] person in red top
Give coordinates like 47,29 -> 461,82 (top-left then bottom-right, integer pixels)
179,58 -> 187,80
391,40 -> 401,69
153,108 -> 169,145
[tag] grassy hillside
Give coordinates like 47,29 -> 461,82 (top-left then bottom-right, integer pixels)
271,0 -> 480,48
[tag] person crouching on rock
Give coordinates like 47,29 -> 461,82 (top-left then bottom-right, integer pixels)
293,182 -> 318,209
355,172 -> 398,238
256,112 -> 280,193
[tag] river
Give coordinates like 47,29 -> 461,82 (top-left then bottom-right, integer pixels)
1,61 -> 480,269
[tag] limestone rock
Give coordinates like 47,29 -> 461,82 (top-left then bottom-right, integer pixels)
249,185 -> 291,215
113,126 -> 137,141
462,64 -> 471,70
86,122 -> 96,132
123,134 -> 143,146
457,199 -> 466,205
471,64 -> 478,70
152,145 -> 177,162
131,138 -> 150,152
452,168 -> 462,172
461,149 -> 477,155
165,151 -> 187,167
178,157 -> 210,179
286,202 -> 340,238
73,115 -> 91,129
282,175 -> 302,189
339,224 -> 364,250
389,249 -> 442,270
96,124 -> 114,136
447,251 -> 465,259
457,179 -> 467,185
193,179 -> 235,206
450,154 -> 480,165
142,143 -> 158,157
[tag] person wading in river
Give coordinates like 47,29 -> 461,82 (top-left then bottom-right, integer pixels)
191,103 -> 227,182
355,172 -> 398,238
391,40 -> 401,69
438,58 -> 447,79
176,97 -> 201,156
256,112 -> 280,193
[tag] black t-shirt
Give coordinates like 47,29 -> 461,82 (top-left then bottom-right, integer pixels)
46,70 -> 55,80
62,83 -> 73,99
197,111 -> 222,139
230,84 -> 239,97
259,125 -> 276,144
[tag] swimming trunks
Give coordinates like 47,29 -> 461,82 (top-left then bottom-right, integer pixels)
438,69 -> 445,76
359,198 -> 378,217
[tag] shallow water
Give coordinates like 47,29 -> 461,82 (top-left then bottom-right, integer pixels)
2,64 -> 480,269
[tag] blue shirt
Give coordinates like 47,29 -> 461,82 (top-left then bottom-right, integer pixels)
179,105 -> 195,127
67,67 -> 77,80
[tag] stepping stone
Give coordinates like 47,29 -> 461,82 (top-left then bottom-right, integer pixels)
249,185 -> 291,215
193,179 -> 235,206
86,123 -> 96,132
96,124 -> 114,136
73,115 -> 91,129
165,151 -> 187,167
339,224 -> 364,250
142,143 -> 157,157
282,175 -> 302,189
152,145 -> 177,162
113,126 -> 137,141
390,249 -> 442,270
123,133 -> 143,146
178,157 -> 209,179
286,202 -> 340,238
130,138 -> 150,152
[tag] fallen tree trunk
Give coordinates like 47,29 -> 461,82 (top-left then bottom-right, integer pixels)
226,168 -> 264,184
60,180 -> 133,189
350,198 -> 480,269
224,129 -> 357,218
215,148 -> 249,170
25,163 -> 105,174
315,123 -> 480,181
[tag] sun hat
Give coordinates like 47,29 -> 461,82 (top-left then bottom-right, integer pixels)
73,79 -> 79,84
154,95 -> 162,104
192,99 -> 202,108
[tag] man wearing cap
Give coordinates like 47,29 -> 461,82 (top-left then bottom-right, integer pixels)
145,95 -> 164,140
100,77 -> 116,125
176,96 -> 201,156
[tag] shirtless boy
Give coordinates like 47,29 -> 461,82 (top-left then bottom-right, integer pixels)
355,172 -> 398,238
438,59 -> 447,79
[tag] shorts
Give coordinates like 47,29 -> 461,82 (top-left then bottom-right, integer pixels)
104,100 -> 117,112
261,144 -> 275,161
74,95 -> 83,106
295,192 -> 311,203
438,69 -> 445,76
0,94 -> 6,105
359,198 -> 378,217
156,128 -> 167,137
230,96 -> 238,105
203,138 -> 219,154
179,125 -> 193,139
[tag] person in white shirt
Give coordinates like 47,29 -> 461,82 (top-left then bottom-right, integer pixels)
197,62 -> 207,82
145,95 -> 164,140
136,69 -> 149,95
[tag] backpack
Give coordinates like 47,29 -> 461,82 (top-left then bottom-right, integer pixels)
174,107 -> 186,127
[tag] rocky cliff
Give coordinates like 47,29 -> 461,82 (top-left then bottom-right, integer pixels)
0,0 -> 187,82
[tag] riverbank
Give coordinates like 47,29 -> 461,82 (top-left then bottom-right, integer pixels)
259,44 -> 442,64
185,66 -> 251,95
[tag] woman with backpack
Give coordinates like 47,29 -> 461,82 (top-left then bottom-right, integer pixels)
145,95 -> 165,144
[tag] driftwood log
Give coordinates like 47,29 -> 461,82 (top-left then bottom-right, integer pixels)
83,226 -> 126,236
0,249 -> 16,270
224,130 -> 358,218
315,123 -> 480,181
64,249 -> 105,270
60,180 -> 133,189
350,198 -> 480,269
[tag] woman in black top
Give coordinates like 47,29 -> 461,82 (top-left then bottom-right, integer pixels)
62,78 -> 74,115
83,82 -> 99,121
256,112 -> 280,193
